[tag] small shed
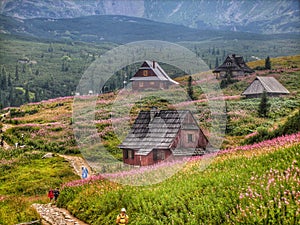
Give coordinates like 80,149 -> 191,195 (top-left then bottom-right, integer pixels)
130,61 -> 179,91
242,76 -> 290,98
119,108 -> 209,166
213,54 -> 254,79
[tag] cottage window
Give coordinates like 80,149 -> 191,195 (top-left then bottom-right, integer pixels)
160,151 -> 165,160
124,150 -> 128,159
143,70 -> 148,76
153,150 -> 165,161
128,150 -> 134,159
188,134 -> 193,143
139,82 -> 144,87
150,81 -> 155,85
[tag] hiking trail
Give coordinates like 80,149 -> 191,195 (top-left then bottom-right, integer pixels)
32,203 -> 89,225
1,116 -> 93,224
59,154 -> 93,178
1,123 -> 13,149
33,155 -> 94,225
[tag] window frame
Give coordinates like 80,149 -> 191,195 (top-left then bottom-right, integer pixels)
143,70 -> 148,76
187,133 -> 193,143
126,149 -> 134,159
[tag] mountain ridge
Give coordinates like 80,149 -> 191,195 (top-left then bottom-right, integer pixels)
1,14 -> 299,45
1,0 -> 299,34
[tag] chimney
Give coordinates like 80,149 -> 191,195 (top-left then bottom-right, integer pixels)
150,106 -> 158,121
232,54 -> 236,58
153,61 -> 155,68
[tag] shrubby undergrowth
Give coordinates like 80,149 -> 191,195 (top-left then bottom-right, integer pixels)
58,133 -> 300,225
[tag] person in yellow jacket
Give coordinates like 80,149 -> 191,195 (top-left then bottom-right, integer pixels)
116,208 -> 129,225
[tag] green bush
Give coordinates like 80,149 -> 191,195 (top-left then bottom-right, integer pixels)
0,197 -> 40,225
245,110 -> 300,144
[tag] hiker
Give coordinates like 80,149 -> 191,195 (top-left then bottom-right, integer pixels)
116,208 -> 129,225
53,187 -> 60,203
48,188 -> 54,202
81,166 -> 88,179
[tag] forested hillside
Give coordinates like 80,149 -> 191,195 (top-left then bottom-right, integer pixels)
1,33 -> 299,109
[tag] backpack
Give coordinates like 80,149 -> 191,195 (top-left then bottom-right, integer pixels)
48,190 -> 54,198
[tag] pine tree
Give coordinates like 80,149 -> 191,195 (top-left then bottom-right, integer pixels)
15,65 -> 19,81
48,43 -> 53,52
1,67 -> 7,90
265,56 -> 271,70
22,64 -> 26,73
25,85 -> 30,103
7,74 -> 12,87
187,75 -> 196,100
215,57 -> 219,68
258,91 -> 270,117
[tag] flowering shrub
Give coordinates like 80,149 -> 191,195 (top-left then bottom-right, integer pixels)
235,159 -> 300,224
58,133 -> 300,224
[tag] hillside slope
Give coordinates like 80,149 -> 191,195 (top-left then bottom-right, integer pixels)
1,55 -> 299,151
58,134 -> 300,224
0,55 -> 299,224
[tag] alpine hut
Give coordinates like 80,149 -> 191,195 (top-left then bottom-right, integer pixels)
213,54 -> 254,79
130,61 -> 179,91
119,108 -> 209,166
242,76 -> 290,98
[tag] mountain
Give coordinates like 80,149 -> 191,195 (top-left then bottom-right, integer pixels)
2,14 -> 299,45
1,14 -> 287,44
1,0 -> 299,34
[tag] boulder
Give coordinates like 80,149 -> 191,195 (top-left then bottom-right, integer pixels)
42,153 -> 54,159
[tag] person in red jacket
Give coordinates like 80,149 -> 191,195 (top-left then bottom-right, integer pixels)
48,188 -> 54,202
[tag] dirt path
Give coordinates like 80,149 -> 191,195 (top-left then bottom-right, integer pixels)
1,122 -> 94,224
1,123 -> 13,149
0,140 -> 93,223
32,203 -> 89,225
58,154 -> 93,178
31,155 -> 94,225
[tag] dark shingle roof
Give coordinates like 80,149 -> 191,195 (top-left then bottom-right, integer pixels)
213,54 -> 254,73
242,76 -> 290,96
119,110 -> 197,156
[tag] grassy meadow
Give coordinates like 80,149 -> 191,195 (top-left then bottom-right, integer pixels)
0,54 -> 299,224
58,133 -> 300,224
0,150 -> 79,224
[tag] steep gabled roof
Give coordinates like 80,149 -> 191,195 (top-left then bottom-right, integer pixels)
242,76 -> 290,96
118,110 -> 198,156
213,54 -> 254,73
130,60 -> 179,85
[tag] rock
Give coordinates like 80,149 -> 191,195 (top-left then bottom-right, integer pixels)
42,153 -> 55,159
32,203 -> 89,225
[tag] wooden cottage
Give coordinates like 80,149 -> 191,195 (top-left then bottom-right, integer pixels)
242,76 -> 289,98
118,108 -> 209,166
130,61 -> 179,91
213,54 -> 254,79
